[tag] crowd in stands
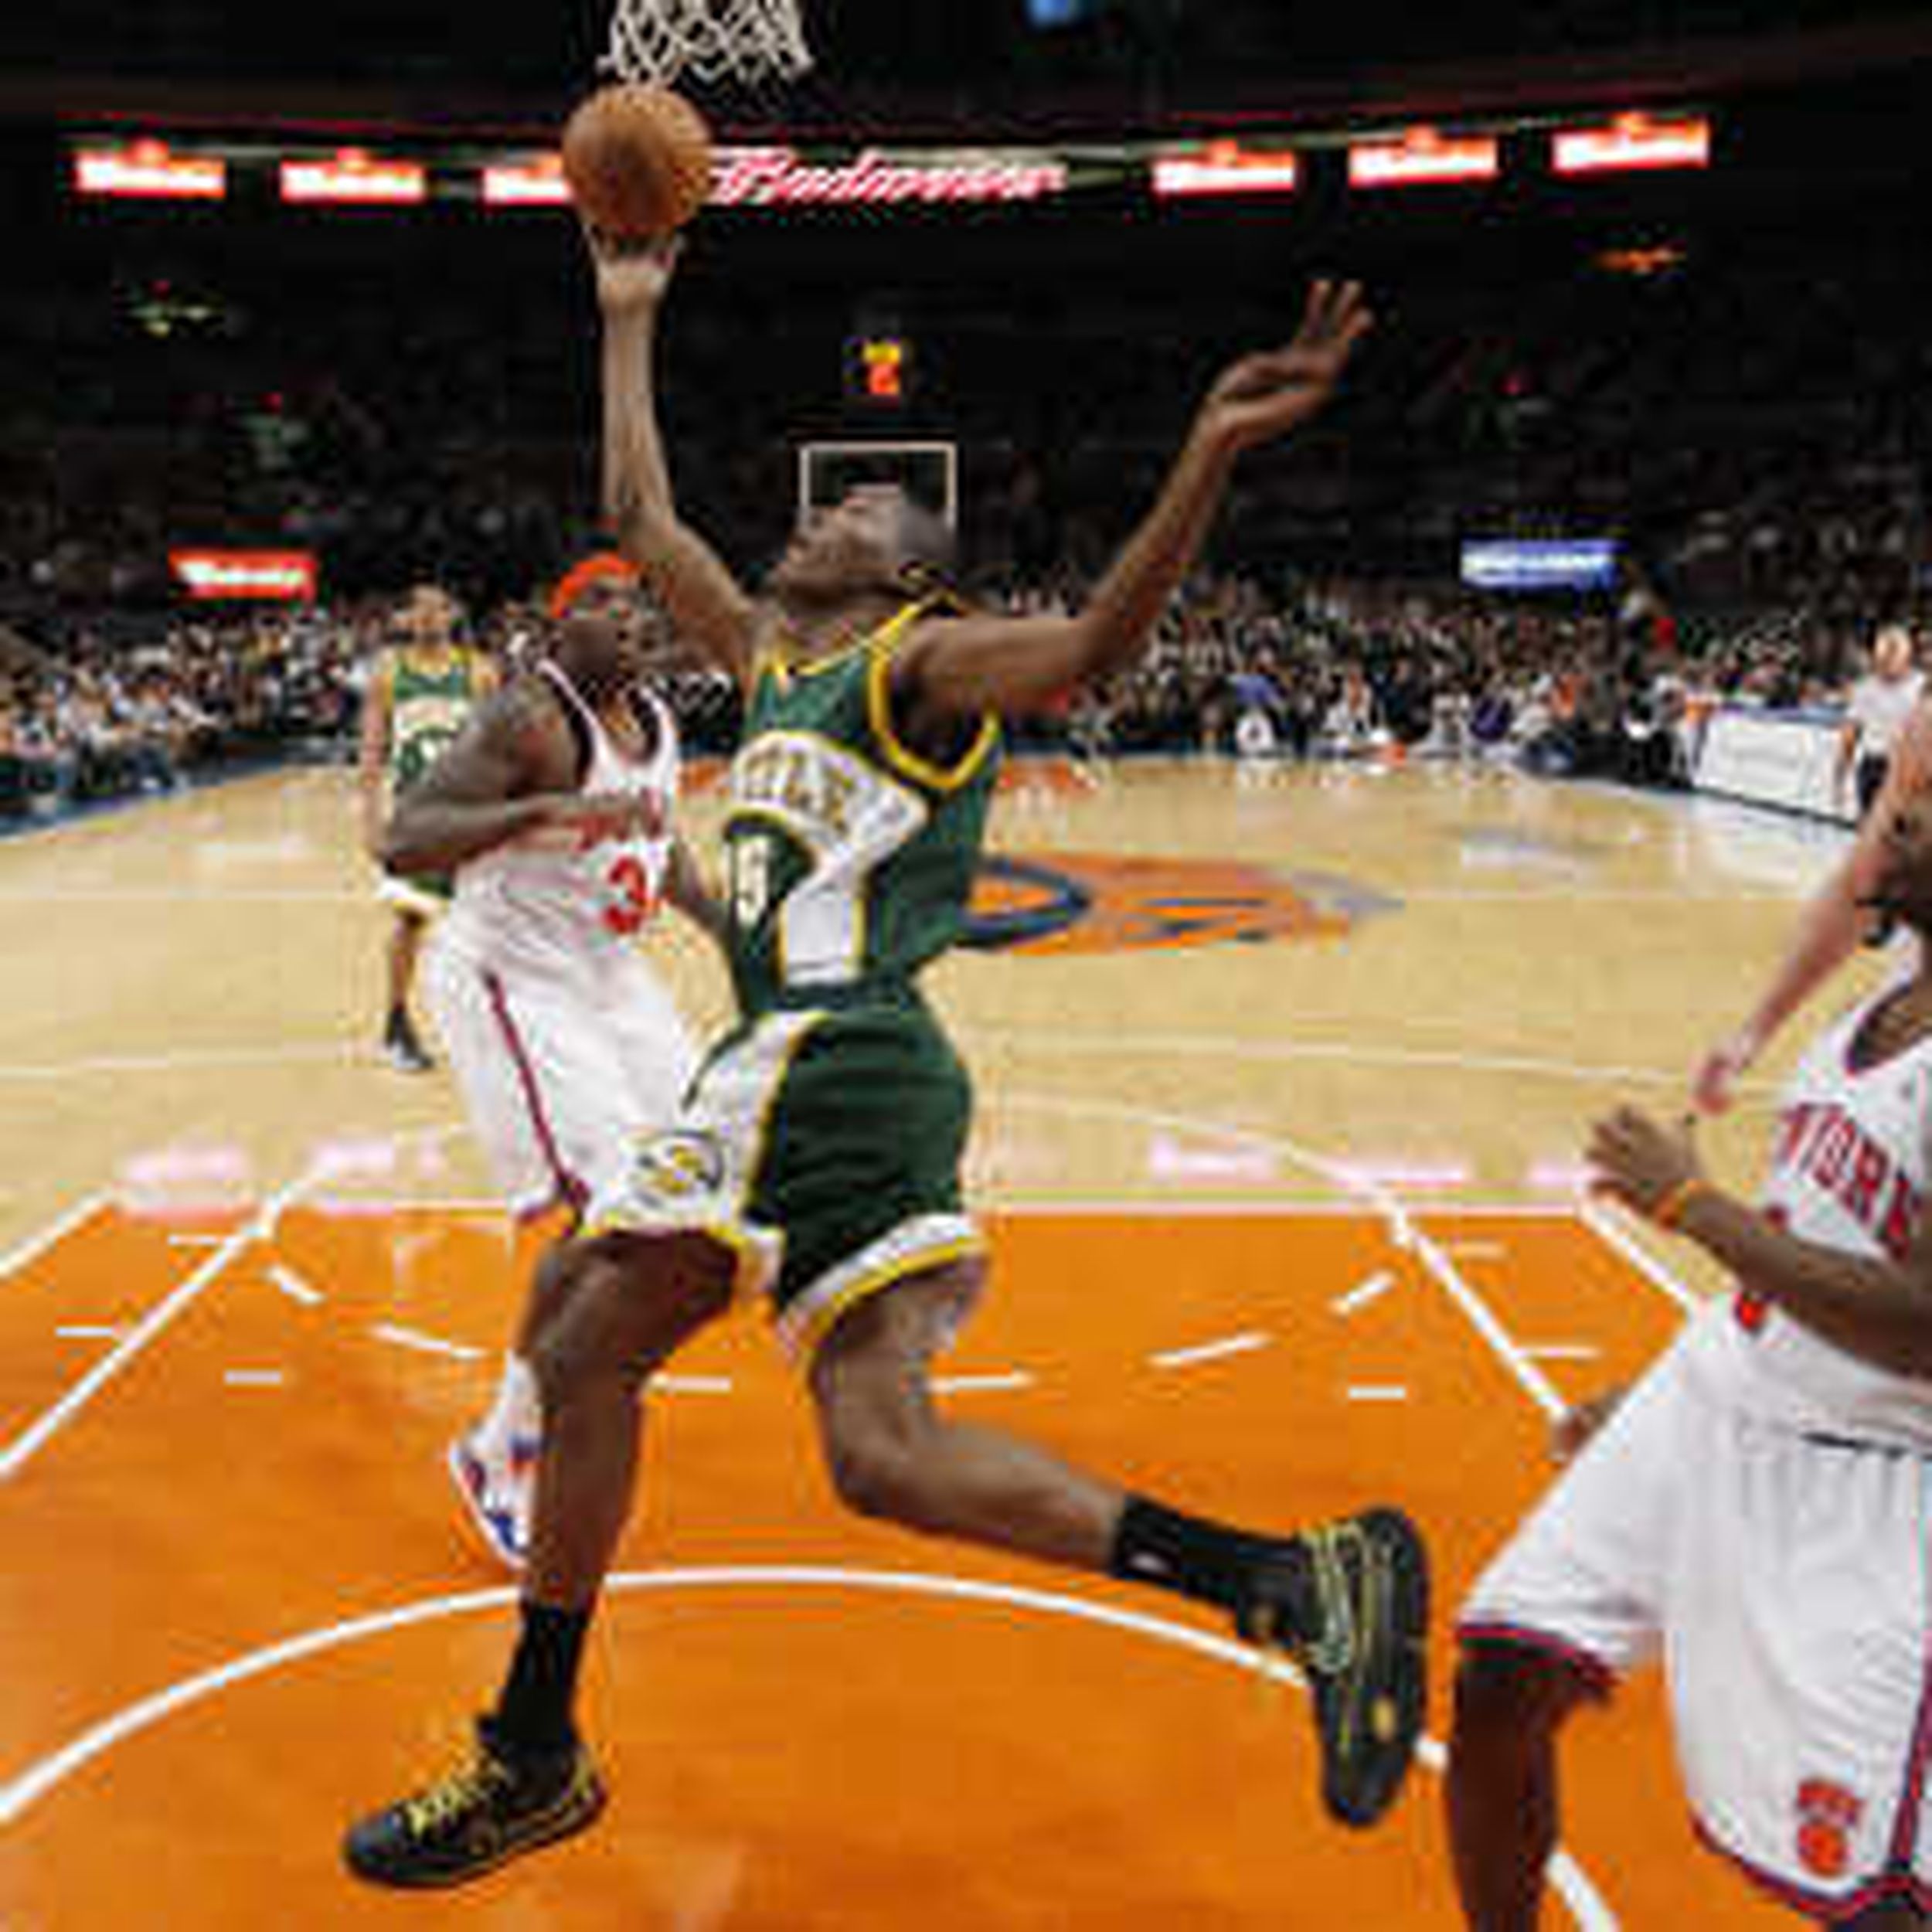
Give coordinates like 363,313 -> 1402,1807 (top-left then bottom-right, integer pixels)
3,197 -> 1927,821
0,547 -> 1891,827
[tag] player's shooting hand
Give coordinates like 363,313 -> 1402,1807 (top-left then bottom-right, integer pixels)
1198,281 -> 1373,454
584,224 -> 683,315
1587,1105 -> 1703,1217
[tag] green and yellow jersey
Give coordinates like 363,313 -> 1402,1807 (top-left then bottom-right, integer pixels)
723,604 -> 1001,1018
383,646 -> 493,794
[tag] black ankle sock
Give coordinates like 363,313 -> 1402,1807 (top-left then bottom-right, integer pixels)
1108,1495 -> 1302,1613
489,1601 -> 590,1756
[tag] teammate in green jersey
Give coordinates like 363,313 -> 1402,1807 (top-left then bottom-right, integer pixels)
357,583 -> 497,1071
345,236 -> 1429,1889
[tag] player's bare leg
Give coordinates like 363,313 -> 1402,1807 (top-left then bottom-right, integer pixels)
1445,1641 -> 1600,1930
521,1230 -> 731,1602
808,1260 -> 1121,1563
808,1260 -> 1430,1830
345,1230 -> 732,1887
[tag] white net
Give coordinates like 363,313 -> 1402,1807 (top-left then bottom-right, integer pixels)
604,0 -> 813,87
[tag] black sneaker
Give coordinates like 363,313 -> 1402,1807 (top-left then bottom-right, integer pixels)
383,1012 -> 436,1074
342,1723 -> 605,1888
1237,1509 -> 1429,1829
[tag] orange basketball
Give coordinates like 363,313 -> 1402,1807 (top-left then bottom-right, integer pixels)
560,84 -> 715,238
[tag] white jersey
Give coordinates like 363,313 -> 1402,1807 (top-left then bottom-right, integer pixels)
440,662 -> 680,987
1681,985 -> 1932,1449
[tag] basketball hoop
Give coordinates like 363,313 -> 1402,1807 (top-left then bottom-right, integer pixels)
603,0 -> 812,87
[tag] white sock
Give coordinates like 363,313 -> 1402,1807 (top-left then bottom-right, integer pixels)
474,1353 -> 541,1456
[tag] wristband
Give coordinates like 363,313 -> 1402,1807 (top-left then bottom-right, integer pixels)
1652,1177 -> 1713,1231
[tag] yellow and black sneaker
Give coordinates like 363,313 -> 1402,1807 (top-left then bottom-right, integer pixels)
1236,1509 -> 1429,1829
343,1721 -> 606,1888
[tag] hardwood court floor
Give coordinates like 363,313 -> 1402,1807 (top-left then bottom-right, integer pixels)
0,757 -> 1872,1928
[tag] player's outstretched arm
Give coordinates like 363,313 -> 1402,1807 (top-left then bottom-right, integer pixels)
380,684 -> 602,876
899,281 -> 1372,720
1590,1102 -> 1932,1376
590,230 -> 759,686
1693,702 -> 1932,1112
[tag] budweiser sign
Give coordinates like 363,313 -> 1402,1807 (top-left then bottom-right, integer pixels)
710,146 -> 1068,208
1554,115 -> 1712,175
73,141 -> 226,201
169,549 -> 319,601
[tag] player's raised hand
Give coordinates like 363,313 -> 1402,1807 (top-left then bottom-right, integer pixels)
1197,280 -> 1373,454
584,223 -> 683,317
1692,1024 -> 1760,1115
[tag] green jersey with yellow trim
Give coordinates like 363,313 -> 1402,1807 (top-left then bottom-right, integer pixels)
385,648 -> 490,794
723,604 -> 1001,1017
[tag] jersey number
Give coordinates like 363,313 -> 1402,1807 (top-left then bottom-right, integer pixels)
603,855 -> 657,937
731,835 -> 774,930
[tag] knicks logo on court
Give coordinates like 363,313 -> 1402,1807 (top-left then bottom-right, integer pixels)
961,852 -> 1395,957
1794,1778 -> 1864,1879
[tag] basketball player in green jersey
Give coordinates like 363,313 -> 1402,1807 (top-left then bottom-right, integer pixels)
357,583 -> 498,1071
345,240 -> 1428,1886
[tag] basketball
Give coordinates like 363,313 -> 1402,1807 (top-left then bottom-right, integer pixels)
560,84 -> 715,238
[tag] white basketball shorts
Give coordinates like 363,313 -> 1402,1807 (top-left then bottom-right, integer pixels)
1460,1335 -> 1932,1920
423,940 -> 699,1223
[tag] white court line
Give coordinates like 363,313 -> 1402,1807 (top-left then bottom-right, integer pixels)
1522,1344 -> 1601,1363
1405,1225 -> 1566,1420
1344,1386 -> 1410,1403
266,1264 -> 324,1308
1148,1332 -> 1271,1371
369,1324 -> 485,1363
222,1371 -> 286,1389
0,1192 -> 108,1282
1332,1271 -> 1396,1316
0,1165 -> 317,1484
0,1043 -> 361,1083
0,889 -> 360,905
166,1233 -> 226,1250
54,1325 -> 122,1342
975,1026 -> 1777,1099
1005,1093 -> 1569,1420
1402,887 -> 1799,904
1580,1200 -> 1706,1317
655,1375 -> 735,1396
930,1372 -> 1035,1394
992,1199 -> 1590,1219
0,1563 -> 1621,1928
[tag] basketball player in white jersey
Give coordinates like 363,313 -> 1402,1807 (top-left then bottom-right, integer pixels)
1449,799 -> 1932,1930
379,568 -> 726,1568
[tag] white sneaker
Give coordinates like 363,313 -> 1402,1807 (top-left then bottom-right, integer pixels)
446,1430 -> 538,1570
